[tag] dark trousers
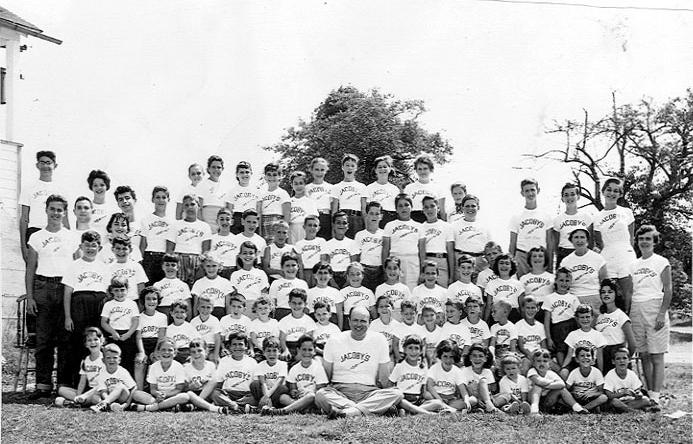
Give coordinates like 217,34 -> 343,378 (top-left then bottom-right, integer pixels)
110,329 -> 138,376
142,251 -> 166,285
25,227 -> 41,335
33,277 -> 70,390
317,212 -> 332,241
67,291 -> 107,387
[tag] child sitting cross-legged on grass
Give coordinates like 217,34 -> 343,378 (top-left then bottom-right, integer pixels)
251,336 -> 289,410
527,348 -> 588,415
604,347 -> 659,413
496,354 -> 531,415
565,346 -> 608,413
130,338 -> 189,412
90,344 -> 137,413
54,327 -> 105,408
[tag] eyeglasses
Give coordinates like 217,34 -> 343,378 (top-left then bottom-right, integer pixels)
38,160 -> 54,165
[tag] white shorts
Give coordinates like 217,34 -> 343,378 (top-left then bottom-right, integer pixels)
630,299 -> 669,354
601,245 -> 636,279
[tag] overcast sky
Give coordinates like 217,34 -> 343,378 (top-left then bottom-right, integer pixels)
5,0 -> 693,246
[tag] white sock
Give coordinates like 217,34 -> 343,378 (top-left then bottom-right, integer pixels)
530,404 -> 539,413
572,403 -> 584,412
649,391 -> 660,401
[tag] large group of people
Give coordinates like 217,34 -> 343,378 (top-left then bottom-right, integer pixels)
20,149 -> 672,417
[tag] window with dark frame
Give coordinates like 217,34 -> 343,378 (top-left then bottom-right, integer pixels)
0,67 -> 6,104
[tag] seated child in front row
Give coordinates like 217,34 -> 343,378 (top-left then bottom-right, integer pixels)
131,338 -> 189,412
261,335 -> 328,416
100,276 -> 140,378
251,336 -> 289,410
497,355 -> 531,415
184,339 -> 229,414
604,347 -> 658,413
55,327 -> 105,408
426,339 -> 470,412
566,346 -> 608,413
515,296 -> 548,375
249,296 -> 280,360
166,299 -> 200,364
90,344 -> 137,413
279,288 -> 316,362
461,344 -> 497,413
527,348 -> 588,415
134,286 -> 167,389
388,334 -> 454,415
200,332 -> 258,412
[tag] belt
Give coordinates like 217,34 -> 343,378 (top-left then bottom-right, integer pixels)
144,251 -> 166,256
382,210 -> 397,215
362,264 -> 382,269
318,209 -> 331,214
36,275 -> 62,283
341,209 -> 361,216
426,253 -> 447,258
455,250 -> 483,257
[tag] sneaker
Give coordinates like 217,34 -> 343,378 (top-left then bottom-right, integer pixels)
520,402 -> 532,415
110,403 -> 124,413
91,401 -> 109,413
28,390 -> 51,400
326,405 -> 346,419
54,397 -> 70,408
181,403 -> 196,412
244,404 -> 258,414
398,408 -> 407,417
126,403 -> 140,412
576,408 -> 590,415
260,406 -> 273,416
219,407 -> 230,415
507,401 -> 520,415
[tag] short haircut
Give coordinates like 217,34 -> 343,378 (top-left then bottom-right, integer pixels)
139,286 -> 161,306
310,157 -> 329,169
421,195 -> 437,206
332,210 -> 347,224
373,155 -> 393,170
342,153 -> 359,164
555,266 -> 572,282
526,246 -> 549,268
252,296 -> 274,315
421,304 -> 437,316
493,299 -> 512,313
81,230 -> 102,244
521,295 -> 538,307
457,254 -> 475,267
189,338 -> 207,351
568,228 -> 590,242
229,294 -> 247,306
413,153 -> 434,171
217,207 -> 232,218
365,201 -> 382,213
45,194 -> 68,210
612,347 -> 630,360
465,295 -> 483,306
346,262 -> 364,274
280,251 -> 300,266
303,214 -> 320,225
394,193 -> 412,207
463,344 -> 493,368
383,256 -> 402,270
531,348 -> 551,362
636,224 -> 660,244
106,213 -> 130,234
601,177 -> 623,193
290,170 -> 307,183
199,252 -> 220,264
162,253 -> 179,264
262,336 -> 281,350
492,254 -> 517,277
575,345 -> 592,358
520,177 -> 539,190
264,162 -> 281,174
375,295 -> 393,308
83,326 -> 104,342
36,150 -> 56,162
170,299 -> 189,312
182,193 -> 200,205
111,235 -> 132,249
561,182 -> 579,195
188,163 -> 203,174
400,300 -> 417,313
207,155 -> 224,168
450,182 -> 467,194
226,331 -> 248,348
422,260 -> 438,273
435,339 -> 460,361
574,303 -> 594,317
242,209 -> 258,219
461,194 -> 478,207
402,334 -> 423,349
103,343 -> 122,356
288,288 -> 307,303
114,185 -> 136,201
196,295 -> 213,307
484,241 -> 503,253
273,220 -> 290,232
500,354 -> 521,369
151,185 -> 169,199
157,337 -> 177,351
236,161 -> 252,172
312,261 -> 333,275
445,300 -> 465,313
74,196 -> 93,208
313,300 -> 331,313
297,334 -> 315,349
87,169 -> 111,190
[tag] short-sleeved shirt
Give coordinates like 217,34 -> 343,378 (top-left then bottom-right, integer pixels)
475,269 -> 497,290
411,284 -> 447,314
460,366 -> 495,386
369,318 -> 400,349
439,322 -> 472,350
447,281 -> 483,304
95,366 -> 136,392
258,187 -> 290,216
197,178 -> 228,208
219,315 -> 253,339
209,234 -> 241,268
215,355 -> 257,392
250,318 -> 280,344
313,322 -> 341,346
389,360 -> 428,395
19,179 -> 68,228
254,360 -> 288,389
427,362 -> 464,396
403,181 -> 443,211
236,233 -> 267,263
543,292 -> 580,324
278,314 -> 316,342
307,286 -> 344,314
561,251 -> 607,298
630,254 -> 670,303
564,328 -> 607,360
62,258 -> 108,293
421,219 -> 454,254
290,195 -> 318,227
80,355 -> 105,388
265,243 -> 297,273
515,319 -> 546,352
100,299 -> 139,330
153,277 -> 192,307
508,207 -> 551,250
490,321 -> 518,353
374,283 -> 411,313
566,367 -> 604,396
324,237 -> 358,272
595,309 -> 630,345
166,219 -> 212,254
286,359 -> 328,395
603,369 -> 642,393
147,360 -> 186,392
138,311 -> 168,339
553,211 -> 593,249
499,374 -> 529,398
269,277 -> 309,310
365,182 -> 400,212
190,315 -> 222,345
306,182 -> 333,211
485,278 -> 524,309
226,184 -> 259,213
28,228 -> 74,277
520,272 -> 554,301
323,331 -> 390,385
331,180 -> 366,211
140,213 -> 173,253
229,268 -> 269,302
184,360 -> 216,388
419,325 -> 444,356
460,318 -> 491,344
109,261 -> 148,300
594,206 -> 634,246
383,219 -> 423,257
452,220 -> 492,254
295,237 -> 327,270
340,285 -> 376,315
191,276 -> 233,308
166,322 -> 200,349
354,229 -> 384,266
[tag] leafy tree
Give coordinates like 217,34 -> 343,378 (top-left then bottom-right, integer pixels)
533,91 -> 693,315
263,86 -> 454,189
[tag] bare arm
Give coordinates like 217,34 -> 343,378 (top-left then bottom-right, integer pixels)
24,247 -> 39,315
656,265 -> 673,331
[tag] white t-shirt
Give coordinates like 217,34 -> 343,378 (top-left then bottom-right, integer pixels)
153,277 -> 192,307
403,181 -> 443,211
184,360 -> 216,388
62,258 -> 109,293
421,219 -> 453,254
140,213 -> 173,253
138,311 -> 167,339
229,268 -> 269,302
419,325 -> 444,357
323,331 -> 390,385
80,355 -> 105,388
461,318 -> 491,344
515,319 -> 546,352
369,318 -> 401,349
595,309 -> 630,346
630,254 -> 670,303
19,178 -> 68,228
219,315 -> 253,339
567,367 -> 604,396
499,374 -> 529,398
92,201 -> 118,235
439,322 -> 472,350
383,219 -> 423,257
258,187 -> 291,216
100,299 -> 139,330
226,183 -> 259,213
374,282 -> 411,316
191,276 -> 233,308
395,323 -> 426,354
290,195 -> 318,226
197,178 -> 228,208
340,285 -> 376,315
354,229 -> 384,266
295,237 -> 327,270
460,366 -> 495,385
286,359 -> 329,395
427,362 -> 464,396
306,286 -> 344,314
306,182 -> 333,211
265,243 -> 297,273
254,360 -> 288,390
411,284 -> 447,314
249,318 -> 280,343
447,281 -> 483,304
508,207 -> 551,251
314,322 -> 341,346
166,219 -> 212,254
451,219 -> 492,254
389,360 -> 428,395
490,321 -> 518,352
561,251 -> 607,298
485,278 -> 524,309
603,369 -> 642,393
594,206 -> 634,247
278,315 -> 316,342
476,269 -> 497,290
166,322 -> 200,349
190,315 -> 222,345
520,271 -> 554,301
365,182 -> 400,212
236,233 -> 267,263
564,328 -> 607,359
269,277 -> 309,310
95,366 -> 136,392
109,261 -> 148,300
28,227 -> 74,277
331,180 -> 366,211
543,292 -> 580,324
209,233 -> 241,268
215,355 -> 257,392
147,360 -> 186,393
553,211 -> 593,249
324,237 -> 358,272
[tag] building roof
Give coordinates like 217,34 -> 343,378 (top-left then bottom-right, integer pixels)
0,5 -> 61,44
